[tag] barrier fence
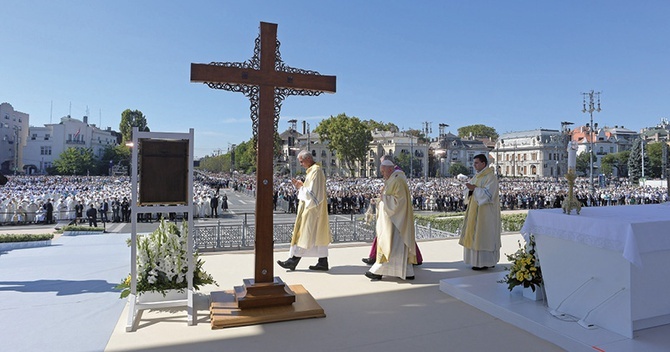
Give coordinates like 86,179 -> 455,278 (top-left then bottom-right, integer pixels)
193,216 -> 458,251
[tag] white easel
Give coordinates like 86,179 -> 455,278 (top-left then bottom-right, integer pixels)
125,128 -> 195,332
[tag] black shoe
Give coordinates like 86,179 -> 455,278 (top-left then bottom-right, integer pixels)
405,276 -> 415,280
309,257 -> 329,271
362,257 -> 376,265
471,266 -> 490,271
277,256 -> 300,271
365,271 -> 382,281
309,263 -> 329,271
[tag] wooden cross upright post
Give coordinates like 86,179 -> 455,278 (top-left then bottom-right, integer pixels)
191,22 -> 335,309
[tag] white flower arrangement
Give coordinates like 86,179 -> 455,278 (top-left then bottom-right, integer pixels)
116,219 -> 216,298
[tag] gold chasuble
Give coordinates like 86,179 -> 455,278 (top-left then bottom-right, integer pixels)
376,170 -> 417,264
459,167 -> 501,252
291,163 -> 332,249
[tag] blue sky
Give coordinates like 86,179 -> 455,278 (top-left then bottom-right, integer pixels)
2,1 -> 669,158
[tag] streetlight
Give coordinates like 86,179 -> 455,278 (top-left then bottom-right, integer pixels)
437,123 -> 449,178
229,143 -> 237,174
582,90 -> 601,193
13,126 -> 21,175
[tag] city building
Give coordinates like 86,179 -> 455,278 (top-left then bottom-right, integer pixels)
367,130 -> 429,178
23,115 -> 120,174
431,132 -> 490,177
0,103 -> 29,174
571,124 -> 639,177
640,118 -> 669,142
496,129 -> 568,179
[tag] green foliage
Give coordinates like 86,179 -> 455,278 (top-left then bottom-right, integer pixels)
96,145 -> 132,175
234,140 -> 257,174
314,113 -> 372,176
415,215 -> 463,233
601,150 -> 630,177
394,152 -> 420,177
114,219 -> 216,298
449,162 -> 469,177
457,124 -> 499,140
199,153 -> 231,173
363,119 -> 399,132
576,150 -> 593,176
119,109 -> 150,143
498,235 -> 543,291
501,213 -> 527,232
414,213 -> 526,233
0,234 -> 54,243
646,141 -> 666,178
52,147 -> 97,175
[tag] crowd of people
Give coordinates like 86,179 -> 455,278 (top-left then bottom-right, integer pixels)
269,173 -> 668,216
0,174 -> 232,226
0,170 -> 666,226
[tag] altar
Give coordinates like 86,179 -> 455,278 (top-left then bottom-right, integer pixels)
521,203 -> 670,338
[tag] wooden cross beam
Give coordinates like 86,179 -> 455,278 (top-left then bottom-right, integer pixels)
191,22 -> 335,306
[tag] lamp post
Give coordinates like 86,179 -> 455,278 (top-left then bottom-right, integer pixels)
495,142 -> 500,177
13,126 -> 20,175
409,133 -> 413,180
437,123 -> 449,178
554,145 -> 559,182
228,143 -> 236,176
582,90 -> 601,193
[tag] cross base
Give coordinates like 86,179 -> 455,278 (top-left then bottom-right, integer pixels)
210,284 -> 325,329
233,277 -> 296,309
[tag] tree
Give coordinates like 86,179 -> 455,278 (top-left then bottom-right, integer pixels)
458,124 -> 498,140
394,151 -> 424,178
96,144 -> 132,175
120,109 -> 150,143
234,140 -> 256,174
628,138 -> 650,183
52,147 -> 97,175
646,141 -> 665,178
198,153 -> 230,173
600,151 -> 630,178
449,162 -> 469,176
600,153 -> 616,176
362,119 -> 399,133
314,113 -> 372,176
576,151 -> 594,177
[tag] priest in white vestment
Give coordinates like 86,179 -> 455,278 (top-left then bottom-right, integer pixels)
459,154 -> 502,270
365,158 -> 417,281
277,150 -> 332,271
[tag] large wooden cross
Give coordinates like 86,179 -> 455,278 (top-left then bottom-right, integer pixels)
191,22 -> 335,308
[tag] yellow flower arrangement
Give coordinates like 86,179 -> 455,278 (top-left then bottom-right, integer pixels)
498,235 -> 543,292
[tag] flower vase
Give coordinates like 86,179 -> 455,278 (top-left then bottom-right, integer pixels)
138,289 -> 187,304
522,286 -> 544,301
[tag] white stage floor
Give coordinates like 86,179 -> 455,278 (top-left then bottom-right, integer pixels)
440,272 -> 670,352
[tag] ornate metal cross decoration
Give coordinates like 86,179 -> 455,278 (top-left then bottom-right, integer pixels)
191,22 -> 336,291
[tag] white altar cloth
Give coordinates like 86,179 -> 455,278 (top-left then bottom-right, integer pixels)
521,203 -> 670,267
521,203 -> 670,338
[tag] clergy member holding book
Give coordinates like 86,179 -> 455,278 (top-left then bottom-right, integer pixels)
459,154 -> 502,270
365,157 -> 417,281
277,150 -> 332,271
